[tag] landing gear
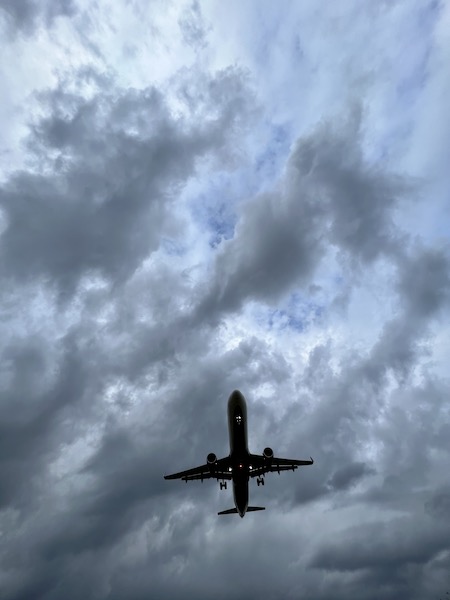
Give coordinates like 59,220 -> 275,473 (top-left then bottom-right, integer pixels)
257,477 -> 265,486
220,481 -> 227,490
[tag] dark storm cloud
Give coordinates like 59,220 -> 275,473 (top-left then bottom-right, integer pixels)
425,485 -> 450,520
284,302 -> 450,596
14,330 -> 288,565
309,517 -> 450,573
1,13 -> 449,597
0,333 -> 293,600
0,60 -> 261,600
38,416 -> 211,567
0,331 -> 89,510
290,112 -> 407,265
0,0 -> 76,35
327,461 -> 376,491
0,66 -> 253,297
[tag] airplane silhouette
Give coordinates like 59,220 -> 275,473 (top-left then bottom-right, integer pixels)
164,390 -> 314,517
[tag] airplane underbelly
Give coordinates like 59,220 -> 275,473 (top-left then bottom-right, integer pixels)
232,424 -> 247,454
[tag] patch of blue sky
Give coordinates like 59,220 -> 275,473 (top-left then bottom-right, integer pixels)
253,292 -> 325,334
254,122 -> 293,188
187,123 -> 294,249
207,202 -> 236,249
160,237 -> 188,257
188,166 -> 261,249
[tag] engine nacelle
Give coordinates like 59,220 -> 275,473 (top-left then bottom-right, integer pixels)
207,452 -> 217,465
263,447 -> 274,460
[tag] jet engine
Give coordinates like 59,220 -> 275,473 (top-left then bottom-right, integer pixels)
207,452 -> 217,465
263,447 -> 274,459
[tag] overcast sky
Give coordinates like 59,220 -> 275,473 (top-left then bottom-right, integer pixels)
1,1 -> 449,599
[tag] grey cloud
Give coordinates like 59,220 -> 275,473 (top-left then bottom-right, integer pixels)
196,189 -> 325,317
194,110 -> 412,323
328,461 -> 376,491
0,331 -> 88,510
0,0 -> 76,35
425,486 -> 450,521
0,66 -> 254,298
364,317 -> 423,386
34,334 -> 291,563
1,9 -> 449,599
290,113 -> 407,265
397,246 -> 450,319
359,246 -> 450,390
0,61 -> 260,599
1,302 -> 449,600
178,1 -> 209,50
279,295 -> 449,513
310,517 -> 450,574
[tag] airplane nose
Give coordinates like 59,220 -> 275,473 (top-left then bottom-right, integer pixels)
229,390 -> 243,402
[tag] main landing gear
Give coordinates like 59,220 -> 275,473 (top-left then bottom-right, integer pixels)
220,481 -> 227,490
257,476 -> 265,486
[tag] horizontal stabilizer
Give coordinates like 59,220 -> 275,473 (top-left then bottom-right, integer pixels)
218,508 -> 238,515
247,506 -> 265,512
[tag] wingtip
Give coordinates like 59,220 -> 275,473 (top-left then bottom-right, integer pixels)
310,457 -> 314,464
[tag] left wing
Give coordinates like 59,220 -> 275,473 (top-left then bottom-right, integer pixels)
248,454 -> 314,478
164,456 -> 232,482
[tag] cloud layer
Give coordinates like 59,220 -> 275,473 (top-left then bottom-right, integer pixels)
0,1 -> 449,599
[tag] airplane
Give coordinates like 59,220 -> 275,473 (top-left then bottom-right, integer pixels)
164,389 -> 314,517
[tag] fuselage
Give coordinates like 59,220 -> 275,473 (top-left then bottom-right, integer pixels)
227,390 -> 250,517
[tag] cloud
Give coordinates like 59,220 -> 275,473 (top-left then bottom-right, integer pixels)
425,485 -> 450,521
194,109 -> 413,324
310,517 -> 450,574
0,65 -> 254,298
1,2 -> 450,600
0,331 -> 89,511
178,1 -> 210,50
328,461 -> 376,491
397,246 -> 450,320
0,0 -> 76,36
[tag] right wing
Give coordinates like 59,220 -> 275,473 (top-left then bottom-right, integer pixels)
248,454 -> 314,478
164,456 -> 232,482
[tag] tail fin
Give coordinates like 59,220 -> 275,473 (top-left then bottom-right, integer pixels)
218,506 -> 266,516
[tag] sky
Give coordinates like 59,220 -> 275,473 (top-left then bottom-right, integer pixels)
0,1 -> 449,599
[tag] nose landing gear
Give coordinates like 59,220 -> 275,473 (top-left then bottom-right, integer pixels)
220,481 -> 227,490
257,477 -> 265,486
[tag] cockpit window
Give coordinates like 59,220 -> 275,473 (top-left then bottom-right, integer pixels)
236,415 -> 242,424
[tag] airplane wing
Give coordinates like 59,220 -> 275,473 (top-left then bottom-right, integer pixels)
248,454 -> 314,478
164,456 -> 233,482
